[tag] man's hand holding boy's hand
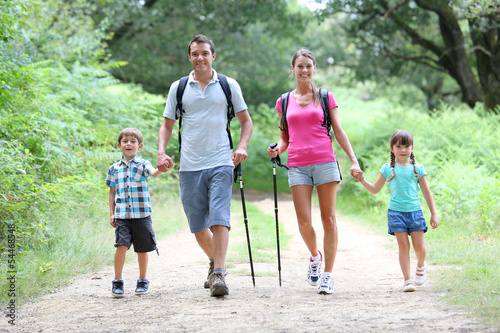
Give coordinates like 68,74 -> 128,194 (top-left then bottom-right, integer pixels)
157,152 -> 173,172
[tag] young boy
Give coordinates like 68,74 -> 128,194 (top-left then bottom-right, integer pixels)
105,127 -> 162,297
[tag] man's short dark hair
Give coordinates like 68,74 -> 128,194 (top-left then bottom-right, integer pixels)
188,34 -> 215,55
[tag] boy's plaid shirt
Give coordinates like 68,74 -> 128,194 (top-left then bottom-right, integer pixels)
105,155 -> 155,219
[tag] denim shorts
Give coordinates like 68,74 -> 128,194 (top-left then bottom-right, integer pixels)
387,209 -> 428,235
115,216 -> 158,253
179,166 -> 233,234
288,161 -> 342,187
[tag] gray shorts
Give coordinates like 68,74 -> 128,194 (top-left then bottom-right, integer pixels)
179,166 -> 233,234
288,161 -> 342,187
115,216 -> 158,253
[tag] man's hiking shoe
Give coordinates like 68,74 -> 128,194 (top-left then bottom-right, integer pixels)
135,279 -> 149,295
415,264 -> 426,286
204,261 -> 227,288
307,251 -> 323,286
318,275 -> 335,294
111,279 -> 124,298
209,271 -> 229,296
204,260 -> 215,288
403,279 -> 417,292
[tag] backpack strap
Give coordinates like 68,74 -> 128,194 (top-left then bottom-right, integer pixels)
279,92 -> 290,133
319,89 -> 332,138
217,74 -> 234,149
175,76 -> 189,153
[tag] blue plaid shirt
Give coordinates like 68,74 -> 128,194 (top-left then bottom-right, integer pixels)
105,155 -> 155,219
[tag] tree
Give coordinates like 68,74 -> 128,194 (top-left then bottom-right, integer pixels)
321,0 -> 500,113
92,0 -> 309,104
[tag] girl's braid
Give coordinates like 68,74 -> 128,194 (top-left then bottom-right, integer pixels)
411,152 -> 419,180
387,152 -> 396,182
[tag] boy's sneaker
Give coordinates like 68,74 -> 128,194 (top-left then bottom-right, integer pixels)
415,264 -> 427,286
318,275 -> 335,294
204,261 -> 227,288
307,251 -> 323,286
135,279 -> 149,295
209,271 -> 229,296
403,279 -> 417,292
111,279 -> 124,298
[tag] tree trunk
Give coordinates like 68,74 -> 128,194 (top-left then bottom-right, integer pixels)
469,21 -> 500,113
415,0 -> 484,107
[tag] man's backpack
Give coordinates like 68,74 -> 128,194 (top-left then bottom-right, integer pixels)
279,89 -> 332,138
175,74 -> 235,153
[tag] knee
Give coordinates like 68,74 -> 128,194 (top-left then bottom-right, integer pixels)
321,215 -> 337,232
297,219 -> 312,231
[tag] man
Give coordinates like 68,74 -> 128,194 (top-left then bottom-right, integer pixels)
157,34 -> 253,296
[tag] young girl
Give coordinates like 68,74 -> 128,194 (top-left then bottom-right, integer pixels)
357,130 -> 439,292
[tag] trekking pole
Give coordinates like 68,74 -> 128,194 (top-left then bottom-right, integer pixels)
234,163 -> 256,287
269,143 -> 282,286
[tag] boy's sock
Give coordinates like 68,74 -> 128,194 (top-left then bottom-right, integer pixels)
214,267 -> 224,274
322,272 -> 332,279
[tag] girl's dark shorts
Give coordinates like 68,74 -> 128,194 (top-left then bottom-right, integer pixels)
115,216 -> 157,253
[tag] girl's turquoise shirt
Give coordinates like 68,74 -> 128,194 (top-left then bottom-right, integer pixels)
380,163 -> 426,212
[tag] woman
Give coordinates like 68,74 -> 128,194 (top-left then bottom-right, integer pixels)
267,48 -> 362,294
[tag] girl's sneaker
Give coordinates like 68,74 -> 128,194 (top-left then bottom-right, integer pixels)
307,251 -> 322,286
318,275 -> 335,294
415,264 -> 427,286
403,279 -> 417,292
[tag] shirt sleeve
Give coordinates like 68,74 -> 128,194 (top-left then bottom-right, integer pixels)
380,163 -> 391,180
275,97 -> 282,112
163,80 -> 180,120
143,160 -> 154,177
228,77 -> 248,113
105,165 -> 116,187
328,92 -> 339,110
417,165 -> 427,179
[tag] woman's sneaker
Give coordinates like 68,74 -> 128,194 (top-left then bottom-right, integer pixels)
111,279 -> 124,298
318,275 -> 335,294
135,279 -> 149,295
307,251 -> 322,286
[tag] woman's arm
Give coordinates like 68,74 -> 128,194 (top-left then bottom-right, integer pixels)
330,107 -> 361,179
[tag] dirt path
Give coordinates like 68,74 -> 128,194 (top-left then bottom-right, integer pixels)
2,192 -> 496,332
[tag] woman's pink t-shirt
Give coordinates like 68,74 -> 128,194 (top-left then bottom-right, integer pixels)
275,91 -> 338,168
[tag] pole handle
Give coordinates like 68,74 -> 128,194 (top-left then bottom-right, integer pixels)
269,143 -> 278,162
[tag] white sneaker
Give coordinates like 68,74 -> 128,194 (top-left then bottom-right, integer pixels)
415,264 -> 426,286
318,275 -> 335,294
307,251 -> 322,286
403,279 -> 417,292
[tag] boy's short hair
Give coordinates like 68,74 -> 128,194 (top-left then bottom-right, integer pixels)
118,128 -> 143,144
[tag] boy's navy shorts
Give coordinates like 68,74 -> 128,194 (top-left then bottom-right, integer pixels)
115,216 -> 157,253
